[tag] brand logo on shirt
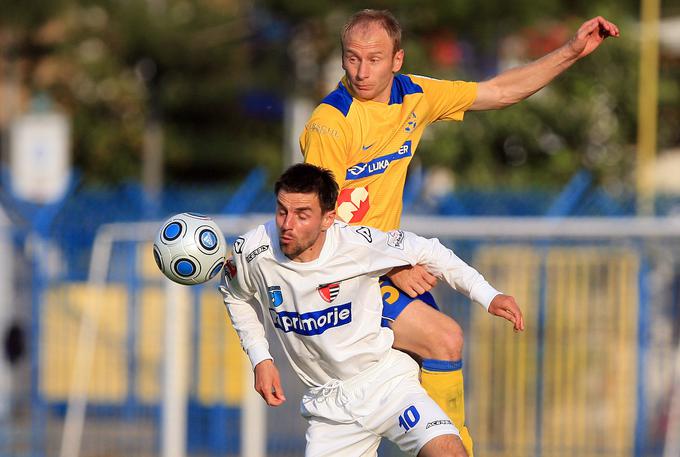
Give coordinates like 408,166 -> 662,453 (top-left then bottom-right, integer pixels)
337,187 -> 370,223
345,141 -> 412,180
355,226 -> 373,243
232,237 -> 244,254
426,419 -> 453,429
246,245 -> 269,262
362,143 -> 374,151
317,283 -> 340,303
268,286 -> 283,307
269,303 -> 352,336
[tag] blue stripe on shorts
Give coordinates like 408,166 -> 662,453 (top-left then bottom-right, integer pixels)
379,276 -> 439,327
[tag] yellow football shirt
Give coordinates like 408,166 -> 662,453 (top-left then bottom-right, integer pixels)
301,74 -> 477,231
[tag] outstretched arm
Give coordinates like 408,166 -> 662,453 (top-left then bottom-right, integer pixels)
470,16 -> 620,111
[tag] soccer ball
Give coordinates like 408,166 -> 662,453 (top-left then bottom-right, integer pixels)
153,213 -> 227,285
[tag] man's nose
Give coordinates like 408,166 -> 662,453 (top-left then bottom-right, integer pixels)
356,60 -> 369,80
281,213 -> 294,230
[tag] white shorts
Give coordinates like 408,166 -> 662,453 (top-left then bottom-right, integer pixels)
301,350 -> 459,457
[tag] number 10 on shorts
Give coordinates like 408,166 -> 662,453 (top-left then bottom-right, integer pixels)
398,405 -> 420,432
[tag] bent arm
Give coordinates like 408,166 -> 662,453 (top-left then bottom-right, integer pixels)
470,16 -> 619,111
360,228 -> 501,309
219,257 -> 272,369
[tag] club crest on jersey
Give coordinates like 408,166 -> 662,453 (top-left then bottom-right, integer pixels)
337,187 -> 370,223
224,258 -> 237,280
318,283 -> 340,303
268,286 -> 283,307
404,111 -> 417,133
387,230 -> 405,250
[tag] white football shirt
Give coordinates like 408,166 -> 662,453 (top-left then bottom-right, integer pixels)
219,220 -> 500,388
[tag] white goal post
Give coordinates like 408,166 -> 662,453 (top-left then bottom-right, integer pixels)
59,215 -> 680,457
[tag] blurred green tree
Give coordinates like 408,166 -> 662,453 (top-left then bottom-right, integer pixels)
1,0 -> 677,194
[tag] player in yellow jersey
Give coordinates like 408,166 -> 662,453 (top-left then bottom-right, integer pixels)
301,9 -> 619,456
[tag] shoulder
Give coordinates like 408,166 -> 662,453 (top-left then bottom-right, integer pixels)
390,74 -> 425,101
336,223 -> 411,250
318,81 -> 354,117
231,223 -> 272,264
303,103 -> 349,143
334,222 -> 381,247
408,74 -> 477,93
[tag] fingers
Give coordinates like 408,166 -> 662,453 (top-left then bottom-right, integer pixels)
272,377 -> 287,404
254,360 -> 286,407
595,16 -> 620,37
258,383 -> 285,406
423,271 -> 438,288
489,295 -> 525,332
387,264 -> 437,297
402,285 -> 419,298
581,16 -> 619,38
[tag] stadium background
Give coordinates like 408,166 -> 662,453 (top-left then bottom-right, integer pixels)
1,0 -> 679,456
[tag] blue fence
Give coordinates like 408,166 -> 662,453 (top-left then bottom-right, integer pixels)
1,168 -> 679,457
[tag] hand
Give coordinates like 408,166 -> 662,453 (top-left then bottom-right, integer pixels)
488,294 -> 525,332
386,264 -> 437,298
254,359 -> 286,406
566,16 -> 620,60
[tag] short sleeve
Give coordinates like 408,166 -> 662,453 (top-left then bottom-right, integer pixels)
410,75 -> 477,122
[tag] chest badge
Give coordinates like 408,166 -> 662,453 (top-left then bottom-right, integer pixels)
317,283 -> 340,303
268,286 -> 283,307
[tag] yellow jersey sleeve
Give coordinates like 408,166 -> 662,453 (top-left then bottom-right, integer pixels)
300,104 -> 353,189
409,75 -> 477,123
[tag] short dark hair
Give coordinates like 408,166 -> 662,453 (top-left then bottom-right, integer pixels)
341,9 -> 402,55
274,163 -> 338,213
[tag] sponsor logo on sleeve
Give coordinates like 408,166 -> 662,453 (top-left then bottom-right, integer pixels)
355,226 -> 372,243
307,122 -> 339,138
246,245 -> 269,263
267,286 -> 283,307
317,283 -> 340,303
387,230 -> 405,250
337,187 -> 370,223
269,303 -> 352,336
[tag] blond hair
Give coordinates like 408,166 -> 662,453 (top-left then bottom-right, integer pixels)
341,9 -> 402,55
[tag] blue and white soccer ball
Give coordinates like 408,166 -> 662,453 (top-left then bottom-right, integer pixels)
153,213 -> 227,285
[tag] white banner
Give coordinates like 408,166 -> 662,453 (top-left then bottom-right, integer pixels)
10,113 -> 71,204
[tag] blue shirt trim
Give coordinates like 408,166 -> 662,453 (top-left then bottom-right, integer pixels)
321,82 -> 353,117
389,74 -> 424,105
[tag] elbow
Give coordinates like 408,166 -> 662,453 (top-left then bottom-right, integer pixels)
474,80 -> 518,110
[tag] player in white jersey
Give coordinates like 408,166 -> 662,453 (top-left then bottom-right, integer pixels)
220,163 -> 523,457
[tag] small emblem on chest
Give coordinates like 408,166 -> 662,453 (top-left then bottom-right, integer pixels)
317,283 -> 340,303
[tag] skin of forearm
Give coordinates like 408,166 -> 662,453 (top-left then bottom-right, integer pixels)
484,43 -> 580,108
